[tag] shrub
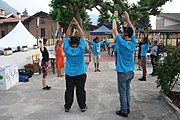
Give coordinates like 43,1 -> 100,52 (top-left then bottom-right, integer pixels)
156,46 -> 180,95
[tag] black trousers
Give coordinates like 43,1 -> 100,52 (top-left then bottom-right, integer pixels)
150,54 -> 158,73
64,73 -> 87,109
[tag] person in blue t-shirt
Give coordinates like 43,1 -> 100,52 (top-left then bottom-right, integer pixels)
112,11 -> 136,118
88,37 -> 102,72
104,37 -> 109,50
138,37 -> 149,81
63,18 -> 87,112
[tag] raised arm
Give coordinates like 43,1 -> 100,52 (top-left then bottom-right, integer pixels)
112,11 -> 119,37
137,32 -> 140,42
66,21 -> 73,38
72,17 -> 85,39
124,11 -> 135,35
112,33 -> 116,40
39,38 -> 44,51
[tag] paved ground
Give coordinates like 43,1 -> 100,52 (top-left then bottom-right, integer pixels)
0,52 -> 178,120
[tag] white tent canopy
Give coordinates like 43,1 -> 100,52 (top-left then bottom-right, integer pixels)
0,21 -> 37,50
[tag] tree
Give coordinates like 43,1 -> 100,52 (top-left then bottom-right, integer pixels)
96,0 -> 172,29
22,8 -> 28,17
97,8 -> 111,28
49,0 -> 95,29
49,0 -> 172,30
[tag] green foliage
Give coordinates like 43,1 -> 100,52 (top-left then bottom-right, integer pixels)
49,0 -> 95,29
156,46 -> 180,95
49,0 -> 172,30
97,8 -> 112,28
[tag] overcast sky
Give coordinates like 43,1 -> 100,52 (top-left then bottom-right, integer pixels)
4,0 -> 180,29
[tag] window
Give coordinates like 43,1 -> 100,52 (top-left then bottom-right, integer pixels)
41,28 -> 45,37
0,25 -> 4,28
40,17 -> 45,24
1,31 -> 5,38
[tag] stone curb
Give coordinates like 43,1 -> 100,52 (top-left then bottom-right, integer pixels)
159,90 -> 180,120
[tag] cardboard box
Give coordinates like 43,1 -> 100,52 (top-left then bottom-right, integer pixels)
0,67 -> 11,90
9,65 -> 19,87
0,65 -> 19,90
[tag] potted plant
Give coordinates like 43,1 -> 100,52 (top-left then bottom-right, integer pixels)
156,46 -> 180,109
33,44 -> 38,49
22,45 -> 28,52
3,47 -> 12,55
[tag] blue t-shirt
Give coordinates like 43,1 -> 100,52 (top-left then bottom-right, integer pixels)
140,43 -> 149,57
90,41 -> 102,55
104,39 -> 109,45
63,37 -> 87,76
115,34 -> 136,72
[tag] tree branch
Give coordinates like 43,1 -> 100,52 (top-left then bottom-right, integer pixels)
98,2 -> 114,13
115,0 -> 129,12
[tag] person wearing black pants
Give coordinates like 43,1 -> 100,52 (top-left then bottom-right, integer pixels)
63,18 -> 87,112
65,73 -> 87,110
150,55 -> 158,75
149,40 -> 158,76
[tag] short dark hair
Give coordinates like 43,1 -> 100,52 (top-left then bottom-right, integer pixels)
93,37 -> 99,43
123,27 -> 133,38
154,40 -> 158,43
43,38 -> 48,45
69,36 -> 80,47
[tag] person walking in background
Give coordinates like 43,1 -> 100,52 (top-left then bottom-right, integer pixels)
63,17 -> 87,112
149,40 -> 158,76
55,40 -> 64,77
138,37 -> 149,81
88,37 -> 102,72
40,38 -> 51,90
101,38 -> 106,51
104,37 -> 109,50
112,11 -> 136,118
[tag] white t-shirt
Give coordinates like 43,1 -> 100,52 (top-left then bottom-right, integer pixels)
150,45 -> 158,56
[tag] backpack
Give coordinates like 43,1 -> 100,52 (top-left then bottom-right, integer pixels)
18,69 -> 33,78
19,76 -> 29,82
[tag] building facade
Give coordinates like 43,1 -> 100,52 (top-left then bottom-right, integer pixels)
0,11 -> 57,40
156,13 -> 180,30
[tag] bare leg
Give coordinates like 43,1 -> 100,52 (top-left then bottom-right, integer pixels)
42,78 -> 46,87
94,63 -> 97,71
138,59 -> 141,69
97,63 -> 101,72
142,67 -> 147,78
97,63 -> 99,70
57,68 -> 60,77
59,68 -> 64,76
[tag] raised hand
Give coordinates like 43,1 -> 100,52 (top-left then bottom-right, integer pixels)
124,11 -> 130,21
114,11 -> 118,17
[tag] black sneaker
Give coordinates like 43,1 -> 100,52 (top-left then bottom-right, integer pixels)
81,105 -> 88,112
127,108 -> 130,114
116,110 -> 128,117
65,108 -> 69,112
46,86 -> 51,90
151,73 -> 157,76
149,72 -> 154,75
97,69 -> 101,72
42,85 -> 51,90
138,77 -> 146,81
94,70 -> 97,72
